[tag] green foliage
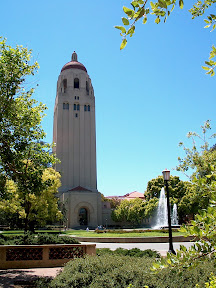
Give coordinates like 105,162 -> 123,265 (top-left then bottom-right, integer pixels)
145,175 -> 188,200
115,0 -> 216,75
0,37 -> 61,231
151,121 -> 216,282
0,168 -> 62,230
196,274 -> 216,288
111,198 -> 157,225
0,232 -> 79,245
43,254 -> 216,288
96,247 -> 160,258
145,175 -> 190,222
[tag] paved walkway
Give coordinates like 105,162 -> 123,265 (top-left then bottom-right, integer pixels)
0,267 -> 61,288
0,241 -> 194,287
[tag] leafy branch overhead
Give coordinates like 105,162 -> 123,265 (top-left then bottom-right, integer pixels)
115,0 -> 216,75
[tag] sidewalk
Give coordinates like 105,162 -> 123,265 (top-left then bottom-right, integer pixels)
0,267 -> 61,288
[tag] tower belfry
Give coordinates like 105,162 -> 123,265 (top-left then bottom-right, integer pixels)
53,52 -> 101,228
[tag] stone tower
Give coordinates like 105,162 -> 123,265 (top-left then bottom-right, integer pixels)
53,52 -> 102,228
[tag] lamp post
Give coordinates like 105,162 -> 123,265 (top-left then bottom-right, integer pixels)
162,169 -> 176,255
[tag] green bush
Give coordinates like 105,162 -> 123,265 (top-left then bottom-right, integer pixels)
96,248 -> 160,258
45,255 -> 216,288
0,233 -> 79,245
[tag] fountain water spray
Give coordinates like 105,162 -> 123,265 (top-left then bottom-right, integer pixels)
154,187 -> 168,228
171,203 -> 179,226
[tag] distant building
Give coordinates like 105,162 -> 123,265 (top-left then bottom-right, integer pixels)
106,191 -> 145,201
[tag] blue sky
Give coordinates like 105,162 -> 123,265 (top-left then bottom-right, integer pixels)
1,1 -> 215,196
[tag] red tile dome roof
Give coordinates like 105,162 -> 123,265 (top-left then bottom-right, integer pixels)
61,51 -> 87,73
61,61 -> 87,73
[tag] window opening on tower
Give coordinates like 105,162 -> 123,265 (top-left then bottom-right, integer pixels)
74,78 -> 79,89
63,79 -> 67,93
86,81 -> 89,95
84,105 -> 90,112
74,104 -> 80,111
63,103 -> 69,110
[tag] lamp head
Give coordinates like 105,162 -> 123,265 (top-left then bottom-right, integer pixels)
162,169 -> 170,181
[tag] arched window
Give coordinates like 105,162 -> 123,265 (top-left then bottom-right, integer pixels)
77,104 -> 80,111
86,81 -> 89,95
63,79 -> 67,93
74,78 -> 79,89
63,102 -> 69,110
88,105 -> 90,112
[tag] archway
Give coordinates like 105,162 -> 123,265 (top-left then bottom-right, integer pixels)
79,207 -> 88,226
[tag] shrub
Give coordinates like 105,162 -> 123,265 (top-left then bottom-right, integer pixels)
46,255 -> 216,288
0,233 -> 79,245
96,248 -> 160,258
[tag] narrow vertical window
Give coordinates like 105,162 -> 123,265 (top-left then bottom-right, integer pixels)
84,105 -> 87,111
88,105 -> 90,112
74,104 -> 76,110
63,79 -> 67,93
77,104 -> 80,111
74,78 -> 79,89
86,81 -> 89,95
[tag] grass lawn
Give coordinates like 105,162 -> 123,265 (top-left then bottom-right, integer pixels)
63,230 -> 185,237
1,229 -> 185,237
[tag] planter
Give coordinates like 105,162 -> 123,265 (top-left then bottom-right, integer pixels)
0,244 -> 96,269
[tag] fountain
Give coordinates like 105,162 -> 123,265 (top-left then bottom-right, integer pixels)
154,188 -> 179,229
154,187 -> 168,228
172,203 -> 179,226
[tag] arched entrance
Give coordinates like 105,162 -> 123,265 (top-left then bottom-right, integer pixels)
79,207 -> 88,226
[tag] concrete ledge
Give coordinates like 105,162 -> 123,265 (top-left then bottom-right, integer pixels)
0,244 -> 96,269
73,236 -> 197,243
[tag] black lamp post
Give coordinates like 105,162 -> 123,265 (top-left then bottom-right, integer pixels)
162,169 -> 176,255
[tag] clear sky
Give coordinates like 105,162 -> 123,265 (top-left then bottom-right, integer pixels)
1,1 -> 215,196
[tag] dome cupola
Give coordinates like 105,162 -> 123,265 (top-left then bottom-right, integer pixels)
61,51 -> 87,73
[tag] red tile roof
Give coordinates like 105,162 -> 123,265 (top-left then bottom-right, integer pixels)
68,186 -> 91,192
61,61 -> 87,73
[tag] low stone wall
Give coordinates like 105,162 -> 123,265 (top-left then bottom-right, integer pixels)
74,236 -> 197,243
0,244 -> 96,269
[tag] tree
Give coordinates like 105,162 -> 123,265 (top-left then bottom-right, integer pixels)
152,121 -> 216,272
112,198 -> 146,225
0,37 -> 61,231
0,168 -> 62,229
145,175 -> 191,222
115,0 -> 216,75
112,197 -> 158,226
145,175 -> 187,201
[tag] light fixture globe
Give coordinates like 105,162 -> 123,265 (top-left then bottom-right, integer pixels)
162,169 -> 170,181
